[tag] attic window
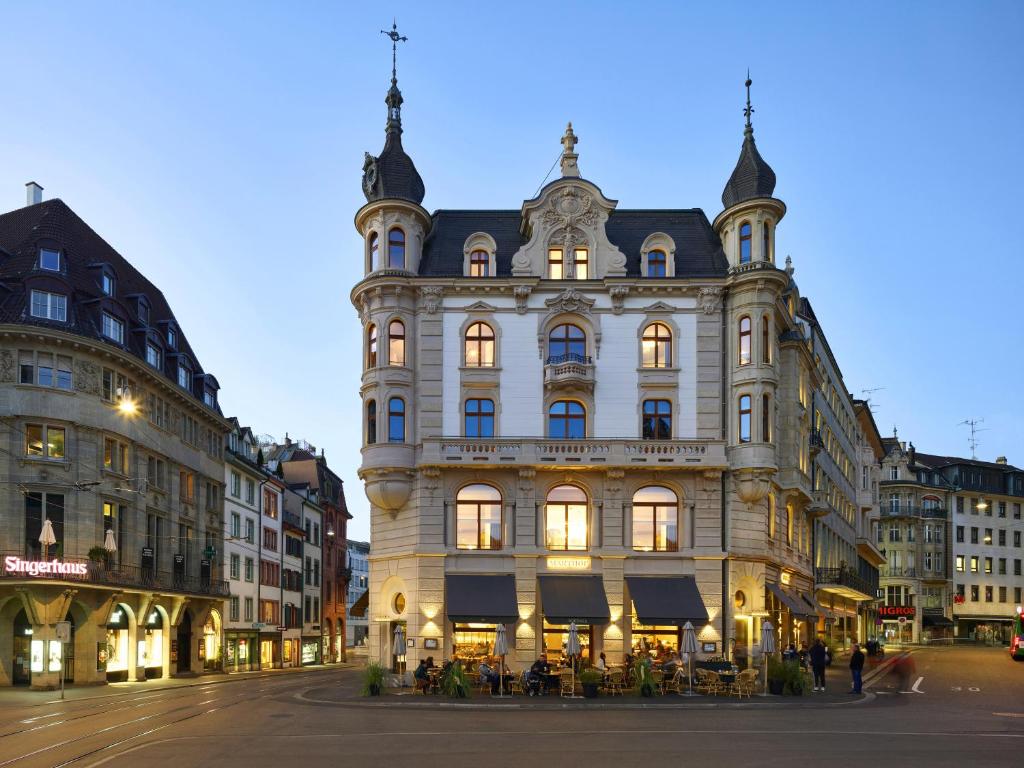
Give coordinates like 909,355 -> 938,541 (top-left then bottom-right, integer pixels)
137,298 -> 150,326
101,273 -> 115,296
167,327 -> 177,349
204,389 -> 216,408
469,250 -> 489,277
39,249 -> 61,272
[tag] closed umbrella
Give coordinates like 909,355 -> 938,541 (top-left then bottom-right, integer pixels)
392,624 -> 406,683
681,621 -> 699,696
493,624 -> 509,697
39,519 -> 56,558
760,620 -> 777,696
566,622 -> 582,698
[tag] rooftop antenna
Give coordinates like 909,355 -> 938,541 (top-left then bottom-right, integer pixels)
958,418 -> 988,460
861,386 -> 885,412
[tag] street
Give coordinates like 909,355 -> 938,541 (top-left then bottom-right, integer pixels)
0,646 -> 1021,767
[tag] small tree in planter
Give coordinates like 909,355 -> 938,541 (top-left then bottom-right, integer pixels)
784,660 -> 805,696
440,661 -> 471,698
361,661 -> 386,696
579,668 -> 602,698
633,658 -> 655,697
766,657 -> 787,695
87,546 -> 109,573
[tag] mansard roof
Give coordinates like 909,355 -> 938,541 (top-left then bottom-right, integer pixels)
0,198 -> 221,412
418,208 -> 728,278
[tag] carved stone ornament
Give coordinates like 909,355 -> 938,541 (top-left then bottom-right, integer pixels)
513,284 -> 532,315
542,187 -> 598,229
74,359 -> 100,396
609,286 -> 629,315
698,286 -> 724,315
420,286 -> 444,314
0,350 -> 13,383
544,288 -> 595,315
362,152 -> 379,198
421,466 -> 441,491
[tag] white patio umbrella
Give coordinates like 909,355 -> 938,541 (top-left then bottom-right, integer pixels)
681,621 -> 699,696
760,620 -> 777,696
392,624 -> 406,683
103,529 -> 117,554
39,519 -> 56,558
493,623 -> 509,697
566,622 -> 582,698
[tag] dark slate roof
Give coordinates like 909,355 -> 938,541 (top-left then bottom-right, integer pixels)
364,130 -> 425,205
912,452 -> 1021,473
721,128 -> 777,209
0,199 -> 220,412
418,208 -> 728,278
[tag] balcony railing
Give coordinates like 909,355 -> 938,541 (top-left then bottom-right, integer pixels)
880,506 -> 947,519
0,552 -> 230,597
544,355 -> 595,391
881,566 -> 917,578
545,353 -> 592,365
815,566 -> 872,598
424,437 -> 727,469
809,430 -> 824,457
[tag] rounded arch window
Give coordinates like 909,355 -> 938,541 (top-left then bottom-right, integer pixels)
388,320 -> 405,366
387,228 -> 405,269
365,400 -> 377,445
393,593 -> 406,614
548,324 -> 586,362
388,397 -> 405,443
545,485 -> 588,551
641,322 -> 672,368
632,486 -> 678,551
647,249 -> 667,277
366,324 -> 378,369
548,400 -> 586,439
456,484 -> 503,550
369,231 -> 380,271
464,322 -> 495,367
739,221 -> 752,264
762,221 -> 772,263
738,316 -> 752,366
469,249 -> 490,277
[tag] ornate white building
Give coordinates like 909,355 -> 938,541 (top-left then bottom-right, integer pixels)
351,51 -> 881,672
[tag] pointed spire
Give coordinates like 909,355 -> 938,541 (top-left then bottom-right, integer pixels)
381,21 -> 408,134
721,73 -> 777,209
560,122 -> 580,177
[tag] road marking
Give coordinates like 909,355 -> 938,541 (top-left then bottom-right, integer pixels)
198,699 -> 217,705
19,712 -> 61,724
969,686 -> 981,692
993,712 -> 1024,718
912,677 -> 925,694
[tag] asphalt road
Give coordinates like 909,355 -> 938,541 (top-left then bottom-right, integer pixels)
0,646 -> 1021,767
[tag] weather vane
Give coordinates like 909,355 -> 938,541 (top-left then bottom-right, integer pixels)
381,21 -> 408,82
744,69 -> 754,128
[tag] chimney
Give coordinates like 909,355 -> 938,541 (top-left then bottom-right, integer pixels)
25,181 -> 43,206
996,456 -> 1007,465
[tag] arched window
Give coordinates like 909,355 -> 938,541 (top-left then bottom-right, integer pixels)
366,324 -> 378,369
632,486 -> 678,552
369,232 -> 379,271
738,316 -> 751,366
738,395 -> 751,443
545,485 -> 588,551
388,228 -> 405,269
366,400 -> 377,445
547,248 -> 564,279
572,248 -> 589,280
762,221 -> 771,262
456,484 -> 502,550
642,399 -> 672,440
762,394 -> 771,442
768,493 -> 776,538
464,398 -> 494,438
388,397 -> 405,443
548,400 -> 586,439
761,316 -> 771,364
739,222 -> 752,264
469,250 -> 489,277
548,324 -> 586,363
785,503 -> 794,545
641,323 -> 672,368
647,249 -> 667,277
464,322 -> 495,367
388,320 -> 405,366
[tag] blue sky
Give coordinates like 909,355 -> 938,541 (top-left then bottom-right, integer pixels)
3,1 -> 1022,541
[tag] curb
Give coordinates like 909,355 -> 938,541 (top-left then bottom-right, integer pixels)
862,650 -> 912,688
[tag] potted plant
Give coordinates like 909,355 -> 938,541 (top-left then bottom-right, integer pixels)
87,546 -> 109,575
579,668 -> 602,698
766,657 -> 787,695
784,660 -> 805,696
361,661 -> 386,696
633,658 -> 655,697
440,661 -> 471,698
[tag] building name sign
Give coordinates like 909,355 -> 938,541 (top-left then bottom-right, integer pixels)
546,556 -> 591,571
879,606 -> 916,618
4,557 -> 88,577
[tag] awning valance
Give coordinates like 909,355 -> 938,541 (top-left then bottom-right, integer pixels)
800,592 -> 834,619
445,574 -> 519,624
768,583 -> 815,619
922,614 -> 954,628
538,574 -> 610,625
626,576 -> 709,626
350,590 -> 369,618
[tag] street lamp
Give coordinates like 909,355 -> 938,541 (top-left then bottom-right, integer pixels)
976,499 -> 988,512
326,524 -> 335,537
117,385 -> 138,416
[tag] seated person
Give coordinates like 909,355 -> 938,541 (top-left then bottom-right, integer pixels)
478,659 -> 502,693
596,652 -> 608,672
528,654 -> 555,693
414,657 -> 432,692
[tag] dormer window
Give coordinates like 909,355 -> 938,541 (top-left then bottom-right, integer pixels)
38,249 -> 61,272
30,290 -> 67,322
647,250 -> 667,277
571,248 -> 589,280
178,362 -> 191,389
102,312 -> 124,344
204,389 -> 216,408
137,298 -> 150,326
167,327 -> 177,349
101,272 -> 115,296
547,248 -> 564,279
146,342 -> 161,369
469,250 -> 489,277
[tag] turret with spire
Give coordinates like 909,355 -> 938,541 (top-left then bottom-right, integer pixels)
361,22 -> 425,205
721,74 -> 777,209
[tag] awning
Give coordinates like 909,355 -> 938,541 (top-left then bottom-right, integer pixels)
767,583 -> 814,619
626,576 -> 709,626
922,614 -> 954,628
800,592 -> 834,619
350,590 -> 368,618
445,574 -> 519,624
538,574 -> 610,625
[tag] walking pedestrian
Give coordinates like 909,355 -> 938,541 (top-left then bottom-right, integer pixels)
849,643 -> 865,694
809,639 -> 828,692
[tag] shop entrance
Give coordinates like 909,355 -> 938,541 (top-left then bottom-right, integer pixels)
12,609 -> 31,685
176,609 -> 192,674
105,604 -> 132,682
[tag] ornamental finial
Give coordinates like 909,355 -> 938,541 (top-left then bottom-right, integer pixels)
743,70 -> 755,136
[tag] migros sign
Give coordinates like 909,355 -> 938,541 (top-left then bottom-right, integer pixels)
4,557 -> 88,577
878,605 -> 916,618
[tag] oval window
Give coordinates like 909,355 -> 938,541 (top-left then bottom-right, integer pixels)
734,590 -> 746,610
393,593 -> 406,614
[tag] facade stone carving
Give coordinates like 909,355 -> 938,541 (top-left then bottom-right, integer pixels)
74,359 -> 100,396
513,285 -> 532,315
699,286 -> 724,315
609,285 -> 629,315
0,350 -> 13,383
419,286 -> 444,314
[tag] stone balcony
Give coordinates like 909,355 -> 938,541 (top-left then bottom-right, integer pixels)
421,437 -> 727,470
543,354 -> 595,392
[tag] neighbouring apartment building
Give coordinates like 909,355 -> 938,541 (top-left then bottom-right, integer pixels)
0,186 -> 229,689
350,46 -> 884,674
347,540 -> 369,647
878,439 -> 1023,644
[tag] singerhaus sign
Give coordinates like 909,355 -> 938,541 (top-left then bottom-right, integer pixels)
3,557 -> 88,577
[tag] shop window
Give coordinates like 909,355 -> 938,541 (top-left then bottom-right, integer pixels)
455,484 -> 502,550
631,486 -> 678,551
545,485 -> 588,550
